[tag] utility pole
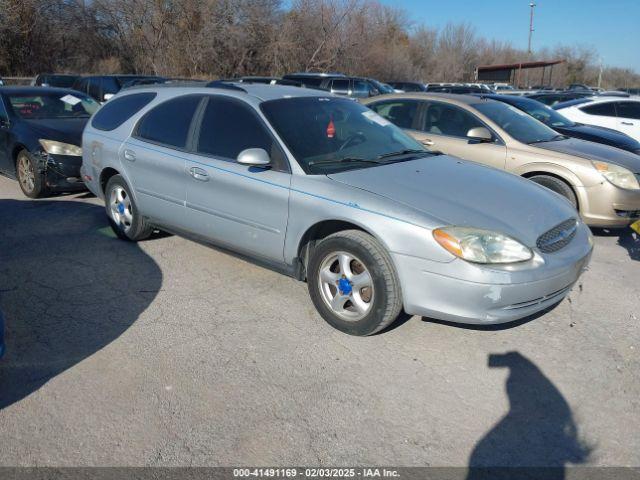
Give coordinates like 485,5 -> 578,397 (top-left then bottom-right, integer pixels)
597,57 -> 603,89
525,2 -> 536,88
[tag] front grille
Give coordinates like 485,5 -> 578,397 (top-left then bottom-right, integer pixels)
536,218 -> 578,253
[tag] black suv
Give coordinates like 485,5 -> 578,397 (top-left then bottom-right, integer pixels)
72,75 -> 166,103
387,81 -> 427,92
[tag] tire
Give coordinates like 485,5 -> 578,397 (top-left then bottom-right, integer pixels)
528,174 -> 578,209
104,174 -> 153,241
16,150 -> 49,198
307,229 -> 403,336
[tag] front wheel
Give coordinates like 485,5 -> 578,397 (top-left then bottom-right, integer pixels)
528,174 -> 578,209
307,230 -> 403,336
16,150 -> 48,198
104,174 -> 153,241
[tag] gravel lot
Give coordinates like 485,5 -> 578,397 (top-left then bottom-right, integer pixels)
0,174 -> 638,468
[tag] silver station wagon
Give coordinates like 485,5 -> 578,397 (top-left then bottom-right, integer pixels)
81,82 -> 593,335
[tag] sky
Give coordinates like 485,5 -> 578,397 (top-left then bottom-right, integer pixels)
379,0 -> 640,72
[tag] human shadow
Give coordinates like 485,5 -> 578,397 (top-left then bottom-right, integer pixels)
0,199 -> 162,410
466,352 -> 591,480
591,227 -> 639,262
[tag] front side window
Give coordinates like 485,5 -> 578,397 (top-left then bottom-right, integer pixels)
88,79 -> 102,101
352,80 -> 372,98
369,100 -> 420,130
260,96 -> 428,174
581,102 -> 616,117
0,97 -> 8,120
615,102 -> 640,120
91,92 -> 156,131
136,95 -> 202,149
196,96 -> 278,162
7,92 -> 99,120
422,102 -> 485,138
474,101 -> 559,144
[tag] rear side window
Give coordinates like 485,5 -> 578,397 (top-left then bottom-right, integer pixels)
369,100 -> 420,130
136,95 -> 202,149
581,102 -> 616,117
616,102 -> 640,120
91,92 -> 157,131
196,96 -> 276,161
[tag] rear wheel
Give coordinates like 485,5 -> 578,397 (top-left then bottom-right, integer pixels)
16,150 -> 48,198
307,230 -> 403,336
104,174 -> 153,241
528,174 -> 578,209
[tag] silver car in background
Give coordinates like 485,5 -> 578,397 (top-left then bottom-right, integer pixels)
81,82 -> 592,335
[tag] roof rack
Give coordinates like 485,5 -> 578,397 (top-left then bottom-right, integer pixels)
205,81 -> 247,92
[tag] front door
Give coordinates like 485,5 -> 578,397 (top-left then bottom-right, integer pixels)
0,96 -> 10,174
412,100 -> 508,170
184,95 -> 291,263
614,101 -> 640,142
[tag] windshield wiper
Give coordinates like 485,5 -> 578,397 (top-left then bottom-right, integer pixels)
528,134 -> 569,144
377,149 -> 429,160
308,157 -> 382,167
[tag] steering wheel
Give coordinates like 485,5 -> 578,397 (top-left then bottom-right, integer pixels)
338,132 -> 366,152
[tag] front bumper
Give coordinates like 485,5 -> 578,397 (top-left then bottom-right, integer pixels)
393,225 -> 593,325
36,152 -> 86,192
578,181 -> 640,228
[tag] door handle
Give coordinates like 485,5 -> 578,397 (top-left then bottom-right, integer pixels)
421,139 -> 434,146
189,166 -> 209,181
123,149 -> 136,162
621,121 -> 634,126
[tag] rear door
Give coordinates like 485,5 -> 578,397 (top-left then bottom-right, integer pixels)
614,101 -> 640,142
124,94 -> 204,229
184,95 -> 291,262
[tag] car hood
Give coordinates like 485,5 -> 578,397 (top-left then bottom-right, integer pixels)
557,124 -> 640,152
535,137 -> 640,172
22,118 -> 88,147
327,155 -> 577,246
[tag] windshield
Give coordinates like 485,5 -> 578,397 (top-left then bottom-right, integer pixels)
511,99 -> 575,128
474,101 -> 561,144
8,92 -> 99,120
261,96 -> 429,174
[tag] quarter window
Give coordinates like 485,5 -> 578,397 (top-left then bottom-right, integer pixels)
581,102 -> 616,117
330,79 -> 350,95
196,96 -> 279,163
92,93 -> 157,131
368,100 -> 420,130
136,95 -> 202,149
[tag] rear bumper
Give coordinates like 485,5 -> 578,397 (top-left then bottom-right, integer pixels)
393,225 -> 593,325
578,182 -> 640,228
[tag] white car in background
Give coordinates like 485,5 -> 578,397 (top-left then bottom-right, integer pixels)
555,97 -> 640,143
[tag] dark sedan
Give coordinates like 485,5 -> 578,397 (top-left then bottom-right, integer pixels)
484,94 -> 640,155
0,87 -> 100,197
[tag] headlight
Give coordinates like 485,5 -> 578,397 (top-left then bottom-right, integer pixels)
593,161 -> 640,190
38,139 -> 82,156
433,227 -> 533,264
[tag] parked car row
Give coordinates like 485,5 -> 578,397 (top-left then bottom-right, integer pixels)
1,78 -> 638,337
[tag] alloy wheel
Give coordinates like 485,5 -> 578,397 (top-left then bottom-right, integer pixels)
317,251 -> 374,321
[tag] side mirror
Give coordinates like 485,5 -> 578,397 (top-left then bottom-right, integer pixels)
467,127 -> 493,142
237,148 -> 271,167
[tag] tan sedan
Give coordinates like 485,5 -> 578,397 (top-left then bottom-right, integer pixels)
363,93 -> 640,228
